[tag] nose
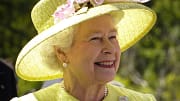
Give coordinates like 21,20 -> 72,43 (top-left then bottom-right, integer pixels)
101,38 -> 115,54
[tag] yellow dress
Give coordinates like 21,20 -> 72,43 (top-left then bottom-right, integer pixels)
11,83 -> 156,101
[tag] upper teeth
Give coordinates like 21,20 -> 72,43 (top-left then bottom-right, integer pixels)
98,61 -> 114,65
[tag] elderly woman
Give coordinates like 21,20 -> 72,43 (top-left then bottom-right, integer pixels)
11,0 -> 156,101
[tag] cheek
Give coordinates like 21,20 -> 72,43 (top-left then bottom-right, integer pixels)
70,43 -> 101,66
114,40 -> 121,53
69,43 -> 101,78
82,44 -> 101,64
115,42 -> 121,71
116,44 -> 121,56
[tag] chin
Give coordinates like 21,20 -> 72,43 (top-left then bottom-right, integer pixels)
95,73 -> 115,84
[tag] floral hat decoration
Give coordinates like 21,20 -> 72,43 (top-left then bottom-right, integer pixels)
16,0 -> 156,81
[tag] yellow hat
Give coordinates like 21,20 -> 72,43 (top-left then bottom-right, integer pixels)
16,0 -> 156,81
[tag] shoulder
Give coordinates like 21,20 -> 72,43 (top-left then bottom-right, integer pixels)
33,83 -> 60,101
107,82 -> 156,101
10,83 -> 60,101
10,93 -> 38,101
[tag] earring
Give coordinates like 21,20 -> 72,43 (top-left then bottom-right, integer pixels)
62,62 -> 67,68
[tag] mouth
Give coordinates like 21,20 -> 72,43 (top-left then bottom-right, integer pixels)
94,60 -> 115,68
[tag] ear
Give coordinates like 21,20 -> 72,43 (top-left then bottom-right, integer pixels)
54,45 -> 68,63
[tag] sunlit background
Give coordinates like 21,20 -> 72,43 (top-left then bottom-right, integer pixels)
0,0 -> 179,101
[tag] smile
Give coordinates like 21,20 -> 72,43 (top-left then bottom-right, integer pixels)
95,60 -> 115,68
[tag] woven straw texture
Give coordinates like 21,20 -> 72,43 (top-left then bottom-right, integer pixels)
16,0 -> 156,81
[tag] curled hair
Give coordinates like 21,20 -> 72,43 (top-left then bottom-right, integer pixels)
53,25 -> 78,52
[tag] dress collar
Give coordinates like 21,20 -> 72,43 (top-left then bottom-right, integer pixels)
58,82 -> 129,101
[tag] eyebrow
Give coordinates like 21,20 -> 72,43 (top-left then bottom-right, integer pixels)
88,29 -> 118,38
110,28 -> 118,33
87,32 -> 102,39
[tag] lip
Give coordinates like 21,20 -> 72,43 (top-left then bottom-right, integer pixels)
94,60 -> 115,68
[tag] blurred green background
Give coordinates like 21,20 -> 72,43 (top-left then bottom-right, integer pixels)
0,0 -> 179,101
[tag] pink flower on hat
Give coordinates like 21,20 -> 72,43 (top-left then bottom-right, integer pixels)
132,0 -> 150,3
53,0 -> 75,24
53,0 -> 106,24
90,0 -> 104,6
75,0 -> 89,3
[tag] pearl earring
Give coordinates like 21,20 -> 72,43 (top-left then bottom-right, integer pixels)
62,62 -> 67,68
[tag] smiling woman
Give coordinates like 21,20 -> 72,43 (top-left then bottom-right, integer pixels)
11,0 -> 156,101
58,15 -> 121,88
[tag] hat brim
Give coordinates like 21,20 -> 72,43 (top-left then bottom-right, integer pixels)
16,3 -> 156,81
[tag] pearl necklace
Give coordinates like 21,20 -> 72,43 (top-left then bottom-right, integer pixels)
102,86 -> 108,100
61,84 -> 108,99
104,86 -> 108,97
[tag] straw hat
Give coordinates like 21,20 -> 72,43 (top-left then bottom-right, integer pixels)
15,0 -> 156,81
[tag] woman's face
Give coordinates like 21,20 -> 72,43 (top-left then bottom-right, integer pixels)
66,14 -> 121,84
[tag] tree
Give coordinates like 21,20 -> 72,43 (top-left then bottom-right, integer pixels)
0,0 -> 179,100
116,0 -> 180,101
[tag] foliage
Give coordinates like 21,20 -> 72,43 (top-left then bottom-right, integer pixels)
0,0 -> 37,60
116,0 -> 180,101
0,0 -> 179,101
0,0 -> 42,97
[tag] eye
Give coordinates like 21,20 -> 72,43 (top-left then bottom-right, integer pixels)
90,37 -> 102,41
109,31 -> 117,40
109,35 -> 117,40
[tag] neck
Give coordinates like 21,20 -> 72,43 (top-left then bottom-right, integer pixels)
63,70 -> 107,101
